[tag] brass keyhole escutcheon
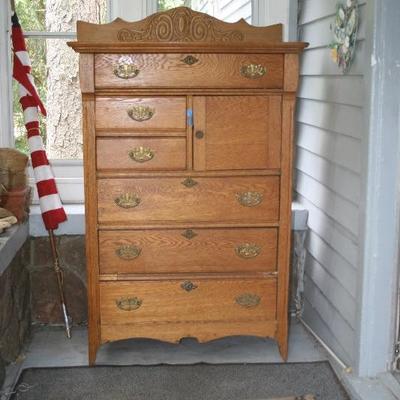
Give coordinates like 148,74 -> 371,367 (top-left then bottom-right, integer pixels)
181,55 -> 199,65
182,177 -> 198,188
182,229 -> 197,240
181,281 -> 198,292
195,130 -> 204,139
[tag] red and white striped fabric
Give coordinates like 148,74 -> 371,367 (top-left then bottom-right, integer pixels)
11,12 -> 67,230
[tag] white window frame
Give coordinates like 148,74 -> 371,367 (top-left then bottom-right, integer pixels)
0,1 -> 112,207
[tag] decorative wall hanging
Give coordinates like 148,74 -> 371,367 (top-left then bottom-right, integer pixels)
329,0 -> 359,73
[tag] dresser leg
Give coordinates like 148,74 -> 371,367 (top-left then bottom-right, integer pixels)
88,340 -> 99,366
278,338 -> 289,361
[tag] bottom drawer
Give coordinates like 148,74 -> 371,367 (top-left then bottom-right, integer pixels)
100,278 -> 276,325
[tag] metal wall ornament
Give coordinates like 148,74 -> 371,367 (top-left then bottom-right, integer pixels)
329,0 -> 359,73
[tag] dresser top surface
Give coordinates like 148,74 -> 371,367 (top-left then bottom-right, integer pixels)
68,7 -> 307,54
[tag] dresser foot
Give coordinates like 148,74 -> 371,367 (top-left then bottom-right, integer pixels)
88,342 -> 99,366
277,338 -> 288,361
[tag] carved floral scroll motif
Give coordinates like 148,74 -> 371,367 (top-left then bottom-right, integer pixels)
117,7 -> 244,43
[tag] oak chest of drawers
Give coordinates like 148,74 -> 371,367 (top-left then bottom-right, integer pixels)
69,7 -> 306,365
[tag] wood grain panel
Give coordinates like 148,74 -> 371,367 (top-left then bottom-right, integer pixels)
276,90 -> 296,361
101,320 -> 277,344
95,54 -> 283,89
95,97 -> 186,130
100,278 -> 277,325
96,137 -> 186,171
97,176 -> 280,225
98,228 -> 278,274
193,96 -> 281,171
81,94 -> 100,366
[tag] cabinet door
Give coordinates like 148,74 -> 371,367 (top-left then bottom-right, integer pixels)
193,96 -> 282,171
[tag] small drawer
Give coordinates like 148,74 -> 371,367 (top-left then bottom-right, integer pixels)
95,53 -> 283,89
96,137 -> 186,171
97,176 -> 280,225
100,278 -> 277,326
99,228 -> 278,275
95,97 -> 186,131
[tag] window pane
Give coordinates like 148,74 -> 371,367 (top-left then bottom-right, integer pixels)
15,0 -> 108,32
158,0 -> 252,24
13,39 -> 83,160
158,0 -> 192,11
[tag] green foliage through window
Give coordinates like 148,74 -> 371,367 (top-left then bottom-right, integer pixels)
13,0 -> 47,154
158,0 -> 192,11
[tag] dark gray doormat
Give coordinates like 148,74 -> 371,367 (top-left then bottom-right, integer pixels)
11,362 -> 349,400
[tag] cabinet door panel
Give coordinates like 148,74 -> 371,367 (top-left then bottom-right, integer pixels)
193,96 -> 281,171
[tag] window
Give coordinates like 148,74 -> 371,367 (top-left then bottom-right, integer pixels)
13,0 -> 108,160
157,0 -> 252,23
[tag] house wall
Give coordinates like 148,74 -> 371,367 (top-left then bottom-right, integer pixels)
295,0 -> 368,366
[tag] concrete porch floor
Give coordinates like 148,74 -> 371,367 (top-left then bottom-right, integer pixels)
1,318 -> 327,399
3,319 -> 400,400
24,318 -> 326,368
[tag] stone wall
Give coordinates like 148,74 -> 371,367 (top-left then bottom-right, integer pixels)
27,233 -> 305,324
28,235 -> 87,325
0,242 -> 31,388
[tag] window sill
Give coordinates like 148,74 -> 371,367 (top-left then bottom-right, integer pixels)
29,204 -> 85,237
0,222 -> 29,276
29,203 -> 308,237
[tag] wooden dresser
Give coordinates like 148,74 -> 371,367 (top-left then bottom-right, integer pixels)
69,7 -> 306,365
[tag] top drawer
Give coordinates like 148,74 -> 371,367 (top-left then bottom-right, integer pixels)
95,54 -> 283,89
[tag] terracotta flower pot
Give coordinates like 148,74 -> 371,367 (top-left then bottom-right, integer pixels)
0,186 -> 31,222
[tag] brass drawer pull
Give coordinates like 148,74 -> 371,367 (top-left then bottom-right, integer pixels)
181,281 -> 198,292
181,55 -> 199,65
114,64 -> 140,79
116,297 -> 143,311
114,56 -> 140,79
182,177 -> 198,188
236,191 -> 263,207
240,64 -> 267,79
181,229 -> 197,240
235,293 -> 261,308
235,243 -> 261,259
115,245 -> 142,260
128,146 -> 154,163
114,193 -> 141,209
127,105 -> 155,122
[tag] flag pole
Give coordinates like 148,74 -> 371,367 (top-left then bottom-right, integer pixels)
48,229 -> 71,338
10,0 -> 71,339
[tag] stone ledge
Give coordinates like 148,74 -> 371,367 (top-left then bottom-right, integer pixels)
0,222 -> 29,276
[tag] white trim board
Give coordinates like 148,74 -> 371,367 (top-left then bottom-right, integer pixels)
0,0 -> 13,147
356,0 -> 400,377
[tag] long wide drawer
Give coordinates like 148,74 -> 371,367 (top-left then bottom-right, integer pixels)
97,176 -> 280,225
95,97 -> 186,130
100,278 -> 277,326
97,137 -> 186,171
95,53 -> 283,89
99,228 -> 278,274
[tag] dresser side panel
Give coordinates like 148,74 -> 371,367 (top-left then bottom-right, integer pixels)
80,54 -> 100,365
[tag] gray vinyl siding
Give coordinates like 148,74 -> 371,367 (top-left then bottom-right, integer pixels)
296,0 -> 367,366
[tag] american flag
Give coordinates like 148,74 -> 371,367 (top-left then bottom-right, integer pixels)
11,12 -> 67,230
